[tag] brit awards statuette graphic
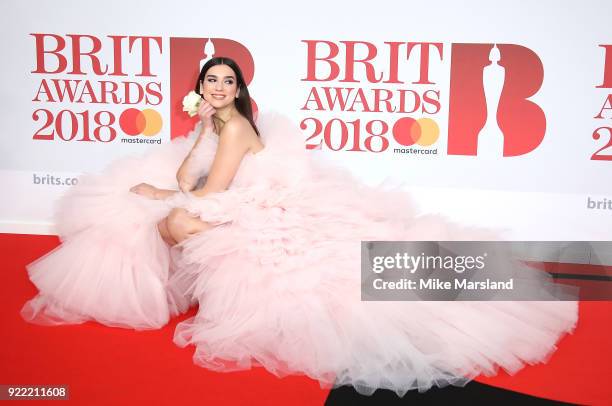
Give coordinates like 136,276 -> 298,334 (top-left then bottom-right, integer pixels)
477,45 -> 505,158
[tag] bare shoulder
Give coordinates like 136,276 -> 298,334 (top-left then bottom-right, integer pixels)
219,114 -> 256,138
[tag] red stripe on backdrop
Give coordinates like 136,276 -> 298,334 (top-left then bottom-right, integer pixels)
1,233 -> 610,405
528,261 -> 612,301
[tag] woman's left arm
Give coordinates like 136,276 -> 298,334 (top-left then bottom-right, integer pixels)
130,120 -> 250,200
129,183 -> 177,199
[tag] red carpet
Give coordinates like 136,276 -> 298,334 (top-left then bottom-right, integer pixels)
1,233 -> 610,405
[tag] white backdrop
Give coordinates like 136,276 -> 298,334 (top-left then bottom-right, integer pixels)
0,0 -> 611,244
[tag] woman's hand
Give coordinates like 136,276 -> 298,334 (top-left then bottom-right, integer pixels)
130,183 -> 159,199
178,180 -> 195,193
198,95 -> 216,134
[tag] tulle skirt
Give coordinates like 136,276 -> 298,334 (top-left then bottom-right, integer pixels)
21,112 -> 579,396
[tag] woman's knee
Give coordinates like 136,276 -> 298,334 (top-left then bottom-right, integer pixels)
157,217 -> 176,246
166,208 -> 197,243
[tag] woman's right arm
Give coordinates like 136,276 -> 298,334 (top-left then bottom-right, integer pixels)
191,119 -> 251,198
175,125 -> 213,191
175,99 -> 216,192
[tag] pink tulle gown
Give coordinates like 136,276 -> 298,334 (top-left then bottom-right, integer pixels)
22,112 -> 578,396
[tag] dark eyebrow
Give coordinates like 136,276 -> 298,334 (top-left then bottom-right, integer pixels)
205,74 -> 236,79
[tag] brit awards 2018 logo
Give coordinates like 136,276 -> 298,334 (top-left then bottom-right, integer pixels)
30,34 -> 257,146
30,33 -> 164,145
593,44 -> 612,161
169,38 -> 256,139
300,40 -> 443,155
299,40 -> 547,158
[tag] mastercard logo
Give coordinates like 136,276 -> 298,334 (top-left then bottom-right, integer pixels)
392,117 -> 439,147
119,108 -> 163,136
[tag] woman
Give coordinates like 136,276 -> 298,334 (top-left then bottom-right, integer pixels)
22,57 -> 578,397
131,58 -> 264,245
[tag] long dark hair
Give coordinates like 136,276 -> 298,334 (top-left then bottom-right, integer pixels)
195,56 -> 259,136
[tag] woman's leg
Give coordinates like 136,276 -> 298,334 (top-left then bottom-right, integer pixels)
157,218 -> 177,246
165,208 -> 213,244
